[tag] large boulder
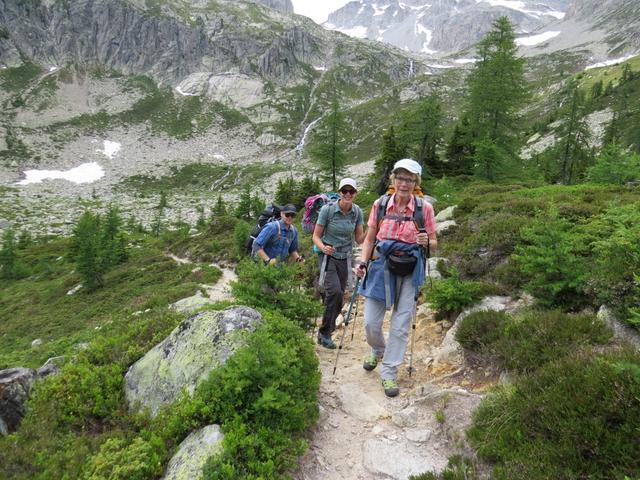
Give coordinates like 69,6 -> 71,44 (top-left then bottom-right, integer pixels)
0,367 -> 37,436
124,306 -> 262,416
162,425 -> 224,480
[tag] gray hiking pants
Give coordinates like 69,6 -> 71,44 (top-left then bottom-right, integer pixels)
318,254 -> 348,337
363,275 -> 416,380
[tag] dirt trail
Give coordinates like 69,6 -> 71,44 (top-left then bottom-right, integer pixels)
292,296 -> 496,480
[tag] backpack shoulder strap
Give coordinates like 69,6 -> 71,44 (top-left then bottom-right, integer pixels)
413,196 -> 425,231
376,194 -> 391,226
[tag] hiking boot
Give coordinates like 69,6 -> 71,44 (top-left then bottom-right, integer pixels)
362,354 -> 379,371
317,334 -> 336,349
382,379 -> 399,397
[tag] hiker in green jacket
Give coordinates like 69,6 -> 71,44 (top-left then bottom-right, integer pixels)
312,178 -> 365,349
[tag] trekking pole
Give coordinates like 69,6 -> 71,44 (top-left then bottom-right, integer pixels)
350,291 -> 359,342
407,233 -> 429,376
332,277 -> 361,375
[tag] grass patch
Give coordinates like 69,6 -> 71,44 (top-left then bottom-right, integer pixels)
0,62 -> 42,92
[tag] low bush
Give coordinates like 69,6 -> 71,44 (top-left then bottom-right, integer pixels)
231,259 -> 321,328
468,350 -> 640,479
494,309 -> 611,374
424,269 -> 484,318
455,310 -> 510,352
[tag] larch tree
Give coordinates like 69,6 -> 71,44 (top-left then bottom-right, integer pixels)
309,96 -> 346,191
466,16 -> 528,181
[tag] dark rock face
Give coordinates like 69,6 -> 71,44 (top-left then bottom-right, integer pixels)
0,367 -> 37,436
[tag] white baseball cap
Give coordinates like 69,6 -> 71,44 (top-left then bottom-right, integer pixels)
393,159 -> 422,177
338,178 -> 358,190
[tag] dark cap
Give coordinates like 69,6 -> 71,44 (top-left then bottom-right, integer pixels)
281,203 -> 297,214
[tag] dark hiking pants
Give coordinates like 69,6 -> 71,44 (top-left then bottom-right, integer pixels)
318,255 -> 348,337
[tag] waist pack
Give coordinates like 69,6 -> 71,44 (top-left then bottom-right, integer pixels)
387,253 -> 417,277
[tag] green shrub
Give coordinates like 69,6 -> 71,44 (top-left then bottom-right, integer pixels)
231,259 -> 321,327
587,143 -> 640,184
29,361 -> 124,429
424,269 -> 484,317
455,310 -> 510,352
468,350 -> 640,479
588,203 -> 640,328
82,436 -> 164,480
494,310 -> 611,374
513,207 -> 589,309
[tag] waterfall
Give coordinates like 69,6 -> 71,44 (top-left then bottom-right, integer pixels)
295,117 -> 322,159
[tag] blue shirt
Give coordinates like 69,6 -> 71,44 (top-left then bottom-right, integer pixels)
254,219 -> 299,261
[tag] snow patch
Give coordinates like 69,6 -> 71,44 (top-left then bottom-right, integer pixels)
373,3 -> 389,16
335,25 -> 368,39
17,162 -> 105,185
313,65 -> 327,71
415,23 -> 436,54
99,140 -> 121,159
585,54 -> 639,70
428,64 -> 455,69
48,66 -> 58,72
516,31 -> 560,46
175,85 -> 199,96
454,58 -> 477,64
476,0 -> 565,19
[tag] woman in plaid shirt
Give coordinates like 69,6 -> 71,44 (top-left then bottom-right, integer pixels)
355,159 -> 437,397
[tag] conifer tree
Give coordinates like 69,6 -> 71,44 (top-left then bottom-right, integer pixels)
235,186 -> 253,221
293,176 -> 321,206
74,211 -> 104,291
213,195 -> 227,217
0,228 -> 17,280
445,115 -> 475,176
309,96 -> 346,190
275,177 -> 296,205
466,16 -> 528,181
557,87 -> 592,184
398,95 -> 444,178
99,204 -> 126,269
374,126 -> 406,194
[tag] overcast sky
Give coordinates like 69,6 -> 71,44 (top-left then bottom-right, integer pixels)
290,0 -> 352,24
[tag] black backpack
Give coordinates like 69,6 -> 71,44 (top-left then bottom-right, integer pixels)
245,204 -> 281,255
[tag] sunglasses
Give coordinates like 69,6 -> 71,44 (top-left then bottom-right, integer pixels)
340,188 -> 356,195
284,212 -> 296,218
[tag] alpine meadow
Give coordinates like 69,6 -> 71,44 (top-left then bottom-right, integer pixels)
1,0 -> 639,479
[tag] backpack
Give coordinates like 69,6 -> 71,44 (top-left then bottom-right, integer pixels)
376,194 -> 428,232
245,204 -> 281,255
302,192 -> 340,234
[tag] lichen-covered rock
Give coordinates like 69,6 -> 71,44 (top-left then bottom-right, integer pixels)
124,306 -> 262,415
161,425 -> 224,480
0,367 -> 37,435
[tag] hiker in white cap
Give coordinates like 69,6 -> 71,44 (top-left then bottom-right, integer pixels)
312,178 -> 365,349
354,159 -> 438,396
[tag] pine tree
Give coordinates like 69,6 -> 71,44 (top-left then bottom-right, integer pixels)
374,126 -> 406,194
99,204 -> 125,269
275,177 -> 296,205
0,228 -> 17,280
444,115 -> 475,176
293,176 -> 321,207
212,195 -> 227,217
397,95 -> 444,178
466,16 -> 528,181
74,211 -> 104,291
557,87 -> 592,184
309,96 -> 346,190
235,186 -> 253,221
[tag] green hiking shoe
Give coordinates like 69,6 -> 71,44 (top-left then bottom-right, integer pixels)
317,334 -> 337,349
363,354 -> 379,371
382,379 -> 399,397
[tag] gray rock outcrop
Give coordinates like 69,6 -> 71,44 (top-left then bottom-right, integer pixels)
124,306 -> 262,416
597,305 -> 640,349
0,367 -> 37,436
162,425 -> 224,480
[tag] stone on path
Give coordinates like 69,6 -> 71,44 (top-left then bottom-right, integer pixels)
338,383 -> 389,422
363,438 -> 448,479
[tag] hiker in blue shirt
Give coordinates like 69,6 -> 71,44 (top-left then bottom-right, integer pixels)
254,204 -> 304,265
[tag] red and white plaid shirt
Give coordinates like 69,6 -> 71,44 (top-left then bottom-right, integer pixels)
367,194 -> 437,243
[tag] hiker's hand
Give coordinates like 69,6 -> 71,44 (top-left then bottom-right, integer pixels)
354,262 -> 367,278
295,255 -> 305,263
416,232 -> 429,247
321,245 -> 335,256
268,258 -> 277,266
